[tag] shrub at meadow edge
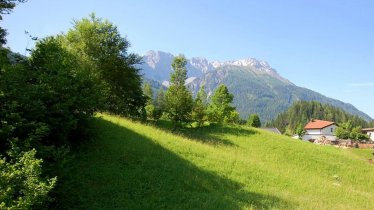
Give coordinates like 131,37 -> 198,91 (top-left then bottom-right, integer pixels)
0,14 -> 147,208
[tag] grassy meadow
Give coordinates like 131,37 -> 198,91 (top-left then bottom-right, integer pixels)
55,114 -> 374,209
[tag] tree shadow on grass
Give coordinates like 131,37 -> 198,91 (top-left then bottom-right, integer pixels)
153,120 -> 258,147
54,118 -> 291,209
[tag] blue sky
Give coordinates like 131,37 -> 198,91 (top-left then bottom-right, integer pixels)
3,0 -> 374,118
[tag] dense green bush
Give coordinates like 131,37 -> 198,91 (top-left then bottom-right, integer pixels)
1,37 -> 100,153
0,149 -> 56,209
0,37 -> 101,208
1,13 -> 148,208
335,121 -> 369,141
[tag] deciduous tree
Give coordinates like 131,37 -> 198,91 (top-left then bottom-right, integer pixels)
63,14 -> 146,117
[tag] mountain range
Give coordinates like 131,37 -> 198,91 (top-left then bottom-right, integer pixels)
138,50 -> 372,122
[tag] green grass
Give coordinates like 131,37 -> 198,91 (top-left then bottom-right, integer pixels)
55,114 -> 374,209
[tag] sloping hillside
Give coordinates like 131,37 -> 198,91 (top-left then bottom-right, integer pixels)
55,114 -> 374,209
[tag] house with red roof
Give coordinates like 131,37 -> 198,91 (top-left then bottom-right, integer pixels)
301,119 -> 337,141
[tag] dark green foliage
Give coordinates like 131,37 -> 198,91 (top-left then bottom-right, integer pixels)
143,82 -> 153,100
165,84 -> 193,127
0,12 -> 148,208
207,84 -> 235,123
0,2 -> 59,205
295,124 -> 306,139
268,101 -> 369,134
247,114 -> 261,128
63,14 -> 146,118
1,37 -> 100,152
165,55 -> 193,128
143,82 -> 158,120
191,85 -> 208,127
0,37 -> 101,208
154,88 -> 166,120
170,55 -> 187,86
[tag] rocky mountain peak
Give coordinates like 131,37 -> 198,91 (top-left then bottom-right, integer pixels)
189,57 -> 215,73
141,50 -> 291,84
143,50 -> 173,69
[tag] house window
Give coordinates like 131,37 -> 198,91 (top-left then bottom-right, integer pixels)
331,128 -> 333,132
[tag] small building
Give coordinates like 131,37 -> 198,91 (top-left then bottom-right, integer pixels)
262,128 -> 281,134
361,128 -> 374,141
302,119 -> 337,141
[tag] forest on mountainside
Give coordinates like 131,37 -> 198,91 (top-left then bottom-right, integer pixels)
266,101 -> 370,134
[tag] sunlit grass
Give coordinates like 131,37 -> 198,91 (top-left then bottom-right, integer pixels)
56,113 -> 374,209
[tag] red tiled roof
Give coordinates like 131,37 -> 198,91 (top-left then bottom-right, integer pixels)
304,120 -> 335,129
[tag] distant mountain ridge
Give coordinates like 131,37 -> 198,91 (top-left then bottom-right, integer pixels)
138,50 -> 372,122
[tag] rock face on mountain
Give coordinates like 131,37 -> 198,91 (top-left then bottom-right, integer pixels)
138,50 -> 372,122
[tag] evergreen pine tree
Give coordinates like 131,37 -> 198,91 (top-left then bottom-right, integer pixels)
192,85 -> 208,127
247,114 -> 261,128
207,84 -> 235,123
165,55 -> 193,129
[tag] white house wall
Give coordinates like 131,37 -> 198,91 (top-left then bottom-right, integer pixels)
305,125 -> 337,135
368,131 -> 374,141
303,124 -> 337,141
305,129 -> 321,135
320,125 -> 337,135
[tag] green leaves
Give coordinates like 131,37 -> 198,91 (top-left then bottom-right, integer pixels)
247,114 -> 261,128
0,13 -> 147,208
0,149 -> 56,209
207,84 -> 236,123
268,101 -> 369,134
191,86 -> 208,127
165,85 -> 193,128
165,56 -> 193,128
64,14 -> 146,117
336,121 -> 369,141
170,55 -> 188,86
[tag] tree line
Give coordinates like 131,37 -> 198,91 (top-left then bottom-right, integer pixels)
266,101 -> 370,136
143,55 -> 241,129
